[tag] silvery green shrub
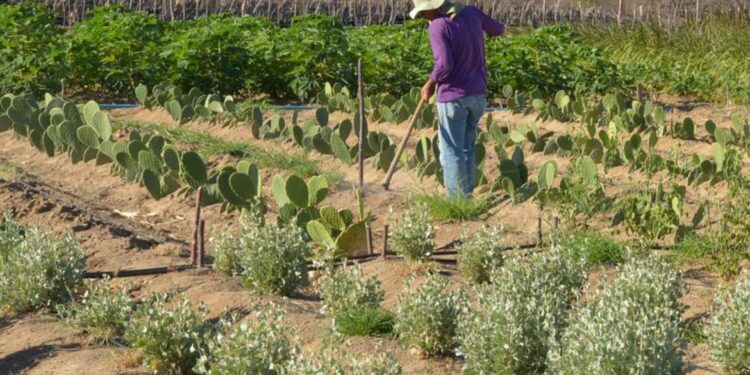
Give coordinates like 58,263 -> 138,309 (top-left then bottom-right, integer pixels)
456,225 -> 506,284
285,341 -> 401,375
124,294 -> 210,374
235,220 -> 310,296
548,255 -> 684,374
0,212 -> 85,313
59,279 -> 134,342
458,245 -> 587,374
195,305 -> 295,375
211,228 -> 241,276
708,271 -> 750,374
396,272 -> 467,356
315,262 -> 384,317
390,203 -> 435,262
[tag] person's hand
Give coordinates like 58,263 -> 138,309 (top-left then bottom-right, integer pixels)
421,80 -> 436,102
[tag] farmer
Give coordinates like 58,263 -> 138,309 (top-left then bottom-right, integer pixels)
411,0 -> 504,197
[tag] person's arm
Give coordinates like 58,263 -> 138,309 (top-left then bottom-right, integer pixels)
480,11 -> 504,36
423,21 -> 452,101
428,21 -> 453,85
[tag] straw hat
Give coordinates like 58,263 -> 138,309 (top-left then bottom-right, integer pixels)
409,0 -> 447,19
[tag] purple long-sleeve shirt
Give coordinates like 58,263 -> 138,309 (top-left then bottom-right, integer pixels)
428,6 -> 504,103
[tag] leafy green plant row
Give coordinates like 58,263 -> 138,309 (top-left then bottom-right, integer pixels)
2,3 -> 628,102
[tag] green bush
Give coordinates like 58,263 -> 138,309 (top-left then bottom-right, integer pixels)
0,2 -> 66,94
194,306 -> 294,375
708,272 -> 750,374
59,279 -> 134,342
280,14 -> 354,101
161,15 -> 259,95
315,263 -> 384,317
456,225 -> 506,284
390,203 -> 435,262
236,220 -> 310,296
396,273 -> 466,356
211,226 -> 242,276
68,5 -> 165,96
286,341 -> 401,374
0,212 -> 85,313
124,294 -> 210,374
458,246 -> 587,374
558,230 -> 627,266
548,255 -> 684,374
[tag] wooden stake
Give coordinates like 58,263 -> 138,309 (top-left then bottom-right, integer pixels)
191,187 -> 203,266
198,219 -> 205,268
536,215 -> 543,245
357,58 -> 366,190
382,225 -> 389,259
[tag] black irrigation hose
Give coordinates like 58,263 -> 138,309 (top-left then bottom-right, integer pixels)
83,265 -> 195,279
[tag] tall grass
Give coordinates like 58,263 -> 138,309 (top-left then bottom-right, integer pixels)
116,120 -> 338,181
578,16 -> 750,104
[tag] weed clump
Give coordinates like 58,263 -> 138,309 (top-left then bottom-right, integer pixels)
409,193 -> 489,222
458,246 -> 587,374
0,212 -> 85,313
124,294 -> 211,374
390,203 -> 435,262
548,255 -> 684,374
557,230 -> 627,266
315,263 -> 392,336
396,273 -> 466,356
456,225 -> 506,284
708,272 -> 750,374
59,279 -> 134,342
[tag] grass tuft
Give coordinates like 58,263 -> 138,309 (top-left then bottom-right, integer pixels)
334,305 -> 395,338
558,230 -> 627,267
408,193 -> 490,222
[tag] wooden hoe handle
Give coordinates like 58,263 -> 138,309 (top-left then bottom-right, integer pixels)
382,97 -> 427,190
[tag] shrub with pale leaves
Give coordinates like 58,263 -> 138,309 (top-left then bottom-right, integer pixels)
396,272 -> 467,356
0,212 -> 85,313
458,245 -> 587,374
286,341 -> 401,375
124,294 -> 211,374
547,255 -> 684,374
390,203 -> 435,262
456,225 -> 505,284
235,220 -> 310,296
59,279 -> 134,342
315,263 -> 384,317
708,271 -> 750,374
195,305 -> 295,375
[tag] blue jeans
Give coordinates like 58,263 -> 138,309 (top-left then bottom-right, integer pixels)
437,95 -> 486,198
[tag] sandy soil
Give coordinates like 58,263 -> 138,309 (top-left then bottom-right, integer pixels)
0,96 -> 739,374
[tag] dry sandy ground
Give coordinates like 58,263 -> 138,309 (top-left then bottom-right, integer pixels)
0,97 -> 737,374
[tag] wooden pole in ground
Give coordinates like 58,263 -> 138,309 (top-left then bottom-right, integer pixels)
357,58 -> 374,255
382,225 -> 389,259
198,219 -> 205,268
357,58 -> 366,190
537,215 -> 543,245
191,187 -> 203,266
